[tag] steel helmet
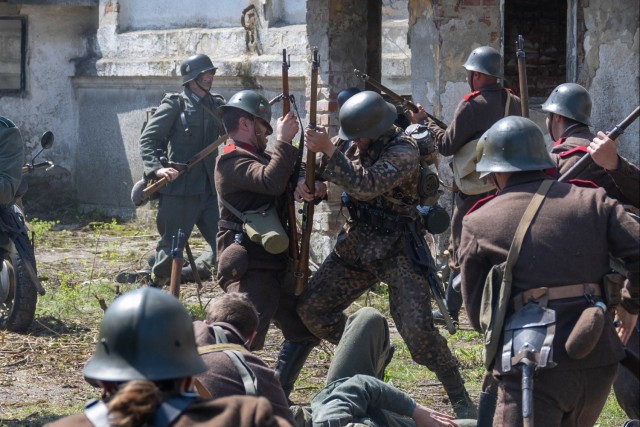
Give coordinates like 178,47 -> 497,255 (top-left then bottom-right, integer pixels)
180,54 -> 217,85
219,90 -> 273,134
83,287 -> 207,382
338,91 -> 397,140
541,83 -> 592,126
476,116 -> 555,178
462,46 -> 503,79
337,87 -> 361,108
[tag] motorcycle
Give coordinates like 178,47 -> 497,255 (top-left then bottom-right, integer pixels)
0,131 -> 54,332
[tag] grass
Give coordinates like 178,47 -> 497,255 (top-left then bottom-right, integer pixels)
1,213 -> 632,426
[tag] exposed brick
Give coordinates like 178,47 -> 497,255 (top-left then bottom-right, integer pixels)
463,0 -> 482,5
483,0 -> 497,5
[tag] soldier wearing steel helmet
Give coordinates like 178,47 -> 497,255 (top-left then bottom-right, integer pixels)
44,287 -> 291,426
459,116 -> 639,427
214,90 -> 319,401
138,53 -> 225,286
411,46 -> 522,328
542,82 -> 636,205
295,91 -> 476,419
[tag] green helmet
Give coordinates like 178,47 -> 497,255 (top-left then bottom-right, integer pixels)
541,83 -> 592,125
476,116 -> 555,178
462,46 -> 503,79
180,54 -> 217,85
219,90 -> 273,134
338,91 -> 397,140
83,287 -> 207,383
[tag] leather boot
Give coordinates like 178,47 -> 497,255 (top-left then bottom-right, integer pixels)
275,340 -> 315,400
437,366 -> 477,419
476,391 -> 497,427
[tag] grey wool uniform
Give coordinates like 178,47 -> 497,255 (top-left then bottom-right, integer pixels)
297,127 -> 463,384
214,139 -> 317,351
459,171 -> 640,426
139,88 -> 224,280
0,117 -> 25,250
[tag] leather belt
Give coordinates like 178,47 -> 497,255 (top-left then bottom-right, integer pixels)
512,283 -> 601,309
218,219 -> 243,232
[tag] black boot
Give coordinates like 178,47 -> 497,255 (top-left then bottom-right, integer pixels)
437,366 -> 477,419
476,391 -> 497,427
275,340 -> 315,401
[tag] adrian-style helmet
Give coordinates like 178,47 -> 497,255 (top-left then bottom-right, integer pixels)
338,91 -> 397,140
180,54 -> 217,85
219,90 -> 273,134
462,46 -> 503,79
83,287 -> 207,382
476,116 -> 555,178
541,83 -> 592,126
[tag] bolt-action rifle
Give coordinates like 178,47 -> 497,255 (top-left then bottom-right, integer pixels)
169,228 -> 186,298
282,49 -> 302,269
294,47 -> 319,296
353,68 -> 448,130
516,35 -> 529,118
559,106 -> 640,182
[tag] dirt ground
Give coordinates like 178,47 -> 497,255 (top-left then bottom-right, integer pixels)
1,213 -> 460,425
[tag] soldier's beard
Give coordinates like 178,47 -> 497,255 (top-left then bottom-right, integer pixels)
255,131 -> 268,152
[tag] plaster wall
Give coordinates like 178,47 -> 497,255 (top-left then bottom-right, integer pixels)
0,4 -> 97,212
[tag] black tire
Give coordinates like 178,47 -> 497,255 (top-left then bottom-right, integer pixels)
1,253 -> 38,333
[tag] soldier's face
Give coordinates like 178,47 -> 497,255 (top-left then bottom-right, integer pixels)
354,137 -> 371,151
195,70 -> 215,91
251,118 -> 270,151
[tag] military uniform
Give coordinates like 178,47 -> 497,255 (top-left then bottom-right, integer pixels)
0,117 -> 25,251
297,127 -> 464,393
44,395 -> 293,427
426,84 -> 521,271
192,320 -> 295,424
550,125 -> 637,206
139,88 -> 224,281
214,139 -> 316,350
459,171 -> 640,426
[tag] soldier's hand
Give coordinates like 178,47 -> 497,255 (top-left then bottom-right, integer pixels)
304,126 -> 335,157
588,131 -> 620,170
412,403 -> 458,427
614,305 -> 638,345
408,103 -> 429,124
276,112 -> 299,143
155,167 -> 179,181
294,178 -> 315,202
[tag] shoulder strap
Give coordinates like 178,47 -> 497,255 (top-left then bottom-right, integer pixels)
503,180 -> 553,288
211,325 -> 229,343
153,393 -> 198,427
503,89 -> 512,118
83,399 -> 110,427
197,343 -> 259,396
217,193 -> 246,221
201,95 -> 225,130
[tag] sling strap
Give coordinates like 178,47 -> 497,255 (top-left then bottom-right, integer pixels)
198,342 -> 258,396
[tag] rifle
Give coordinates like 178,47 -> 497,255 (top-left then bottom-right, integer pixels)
516,35 -> 530,118
282,49 -> 301,267
294,47 -> 319,296
407,225 -> 456,334
169,228 -> 186,298
353,68 -> 448,130
559,106 -> 640,182
141,132 -> 227,200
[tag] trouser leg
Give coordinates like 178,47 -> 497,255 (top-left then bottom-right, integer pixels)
275,340 -> 316,399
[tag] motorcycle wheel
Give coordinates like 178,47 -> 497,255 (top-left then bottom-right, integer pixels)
0,253 -> 37,333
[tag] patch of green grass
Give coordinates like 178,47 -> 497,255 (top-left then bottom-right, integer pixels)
595,390 -> 628,426
0,406 -> 86,426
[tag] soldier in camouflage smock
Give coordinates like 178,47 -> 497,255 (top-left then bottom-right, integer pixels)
295,91 -> 476,419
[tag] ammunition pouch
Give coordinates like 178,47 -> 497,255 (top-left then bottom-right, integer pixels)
341,193 -> 412,233
500,301 -> 557,374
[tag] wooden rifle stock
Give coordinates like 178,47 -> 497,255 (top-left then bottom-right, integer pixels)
353,68 -> 448,130
169,229 -> 185,298
282,49 -> 301,265
142,133 -> 227,199
294,47 -> 319,296
559,106 -> 640,182
516,35 -> 530,118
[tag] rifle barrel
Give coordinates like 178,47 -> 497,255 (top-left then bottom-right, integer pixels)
516,35 -> 530,118
559,106 -> 640,182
